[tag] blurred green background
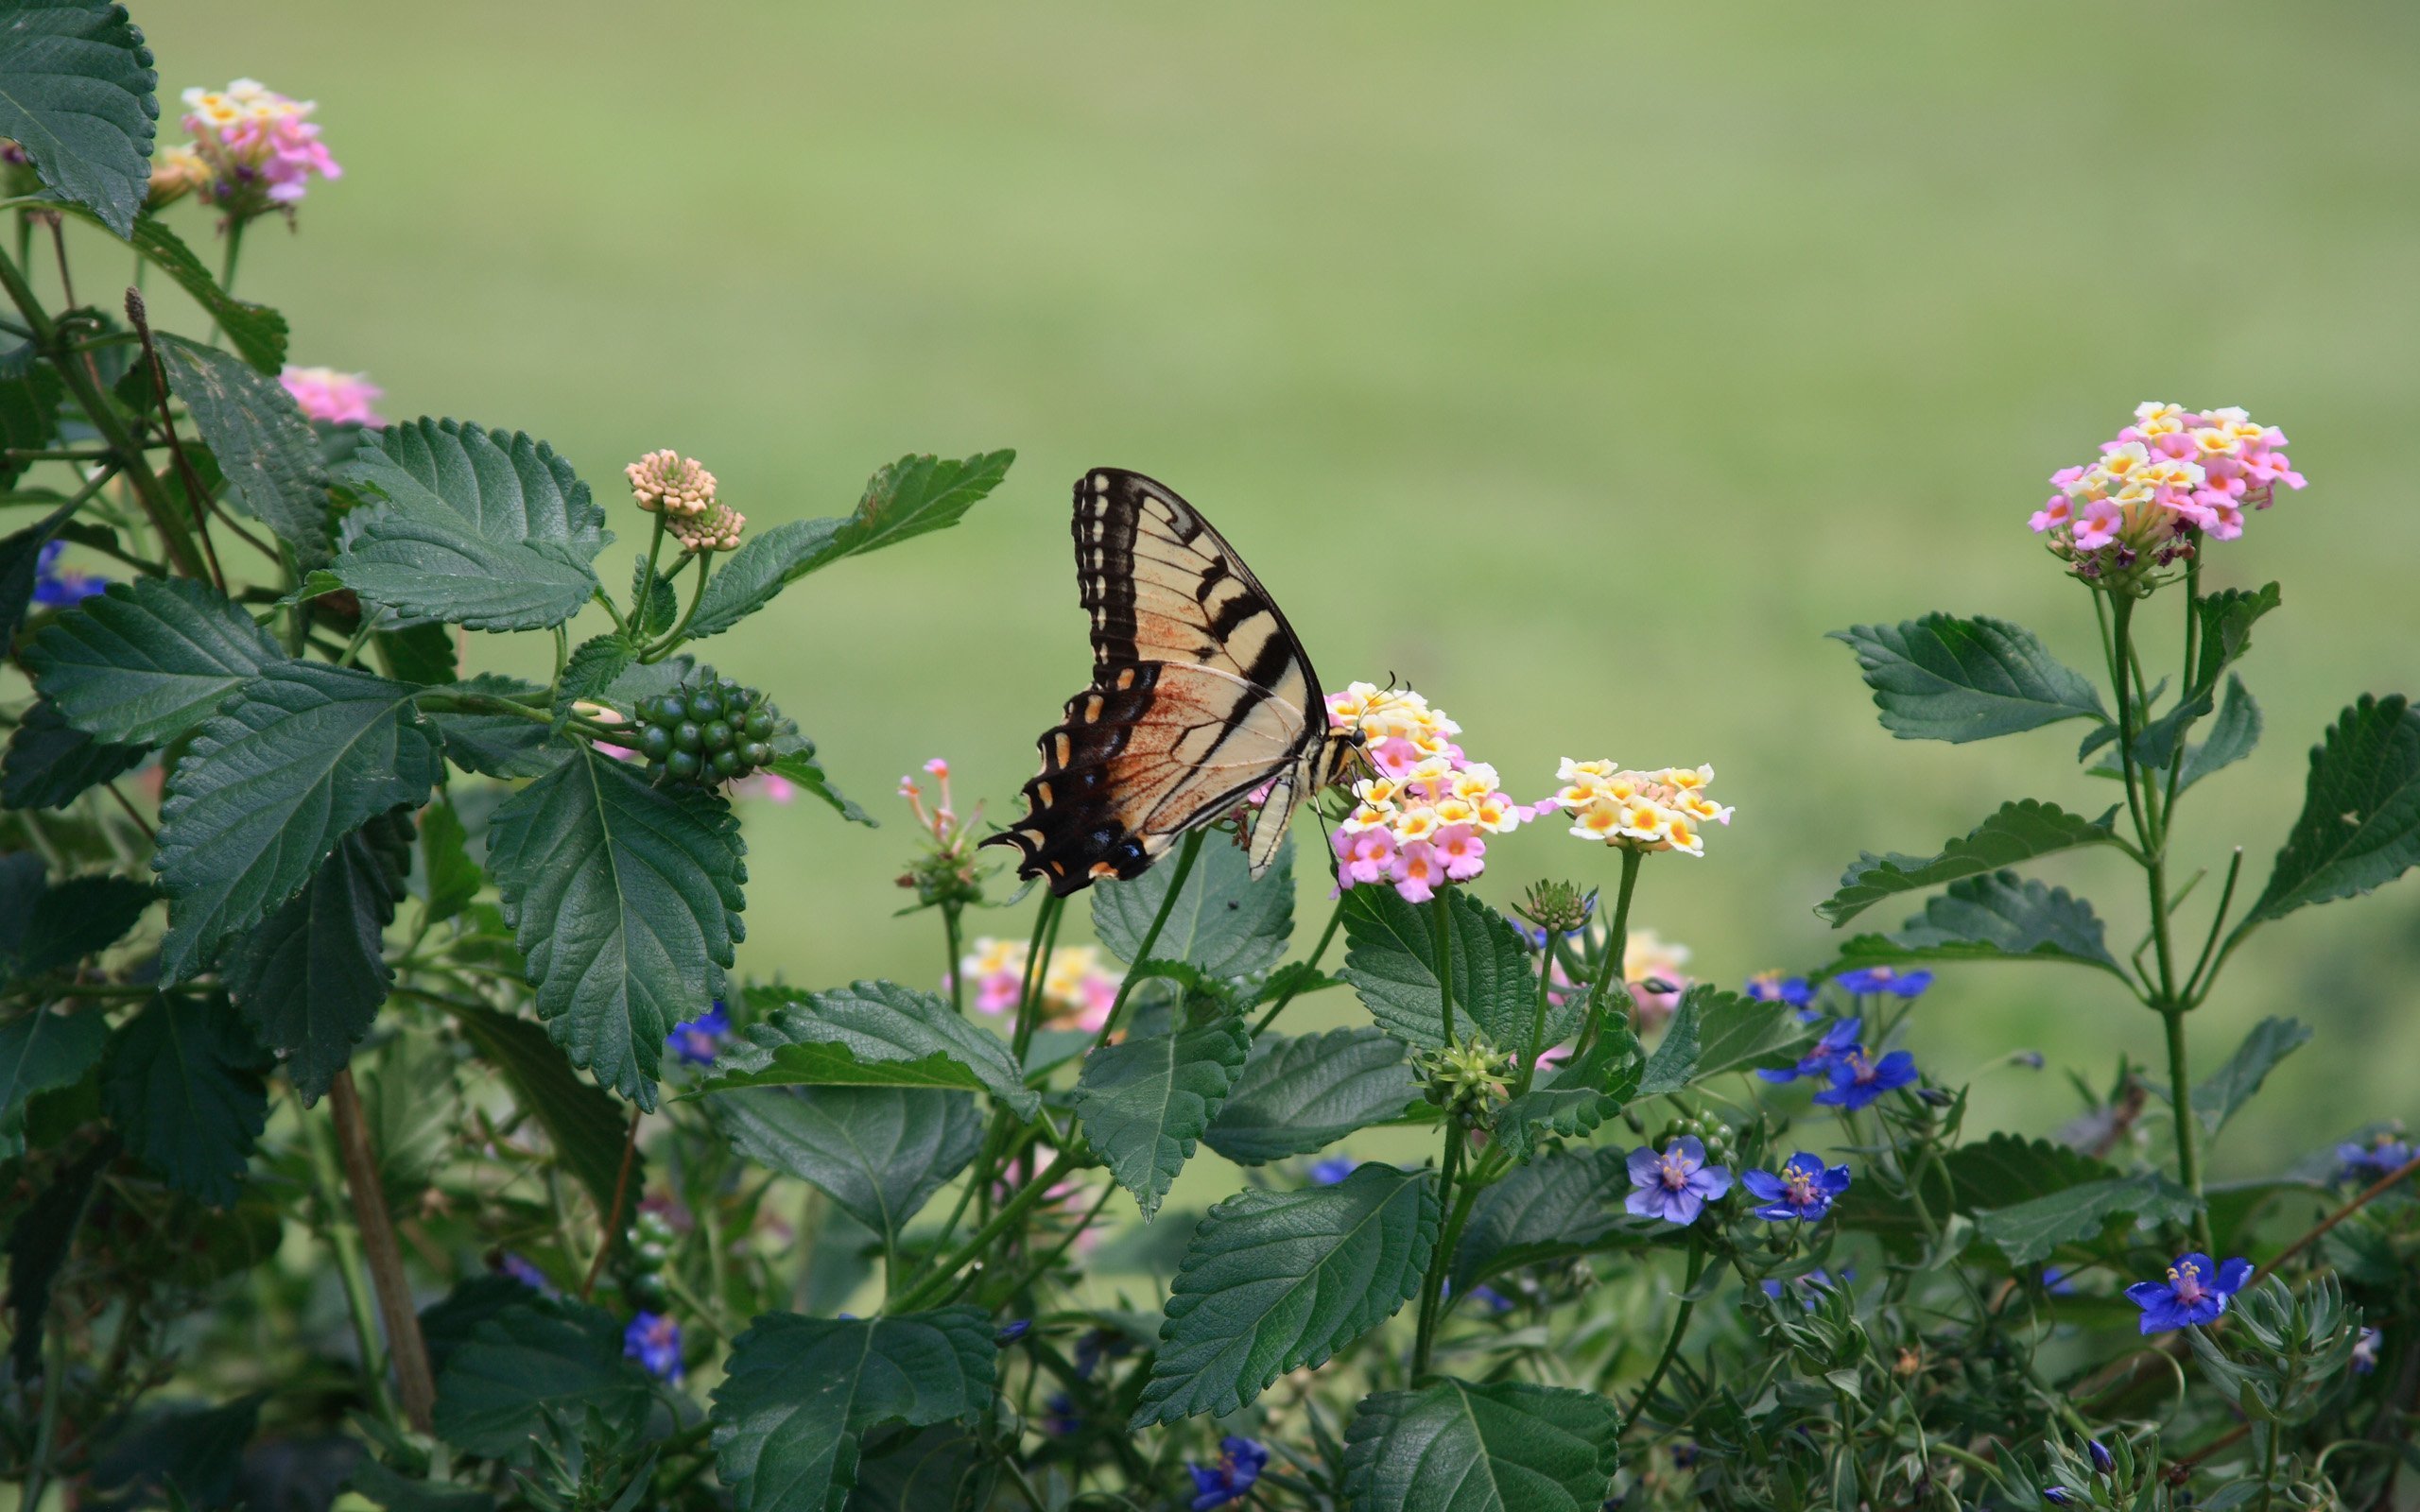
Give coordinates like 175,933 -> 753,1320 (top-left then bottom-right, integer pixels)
133,3 -> 2417,1175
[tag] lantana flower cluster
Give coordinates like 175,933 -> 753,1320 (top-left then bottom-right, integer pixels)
627,449 -> 746,553
160,79 -> 343,216
2030,402 -> 2305,579
279,367 -> 383,427
1325,683 -> 1530,902
1547,759 -> 1733,858
950,938 -> 1121,1032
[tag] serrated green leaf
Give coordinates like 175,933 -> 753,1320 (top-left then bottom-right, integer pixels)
120,211 -> 285,372
1130,1162 -> 1438,1426
90,1393 -> 264,1510
1074,1012 -> 1250,1219
1651,984 -> 1816,1092
100,995 -> 268,1207
1495,1027 -> 1642,1162
331,509 -> 602,631
0,498 -> 70,645
2191,582 -> 2281,695
1824,870 -> 2124,980
764,746 -> 873,826
374,621 -> 458,686
0,0 -> 159,237
1830,614 -> 2107,744
0,862 -> 153,984
5,1130 -> 112,1373
711,1308 -> 996,1512
155,661 -> 442,980
1452,1146 -> 1648,1291
691,982 -> 1037,1121
431,1295 -> 654,1458
1096,830 -> 1293,980
424,673 -> 574,780
1834,1133 -> 2116,1258
0,1006 -> 106,1141
843,1424 -> 991,1512
23,576 -> 283,745
2191,1016 -> 2310,1139
1818,799 -> 2122,927
0,341 -> 66,487
1340,885 -> 1555,1053
155,335 -> 331,565
361,1031 -> 458,1219
682,450 -> 1013,643
712,1086 -> 980,1247
1972,1172 -> 2199,1268
225,811 -> 412,1103
1203,1027 -> 1419,1164
2130,685 -> 2214,772
1341,1378 -> 1623,1512
344,418 -> 607,551
2178,675 -> 2260,792
631,553 -> 678,637
556,633 -> 636,719
2231,695 -> 2420,938
451,1004 -> 638,1218
1,696 -> 145,809
1634,999 -> 1699,1098
485,746 -> 747,1108
422,800 -> 480,924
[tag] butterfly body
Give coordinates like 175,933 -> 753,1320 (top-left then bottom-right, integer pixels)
988,469 -> 1358,896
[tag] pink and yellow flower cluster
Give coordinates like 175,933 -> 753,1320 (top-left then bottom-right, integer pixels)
279,367 -> 383,427
1547,759 -> 1732,858
164,80 -> 342,215
1325,683 -> 1530,903
2030,403 -> 2305,576
949,938 -> 1120,1032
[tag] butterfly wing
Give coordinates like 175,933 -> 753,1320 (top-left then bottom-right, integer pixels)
987,470 -> 1328,895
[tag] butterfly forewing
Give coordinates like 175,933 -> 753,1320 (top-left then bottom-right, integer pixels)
989,470 -> 1330,896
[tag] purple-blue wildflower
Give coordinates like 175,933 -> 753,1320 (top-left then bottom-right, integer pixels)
2336,1131 -> 2415,1185
1813,1047 -> 1919,1109
1743,971 -> 1816,1010
1043,1391 -> 1081,1435
624,1311 -> 683,1381
2043,1488 -> 2074,1506
1625,1137 -> 1731,1225
1834,966 -> 1932,999
2353,1326 -> 2380,1375
2124,1253 -> 2251,1333
494,1252 -> 557,1296
1742,1153 -> 1852,1222
996,1319 -> 1031,1343
2087,1439 -> 2114,1476
1308,1155 -> 1357,1185
666,1002 -> 731,1067
31,542 -> 108,608
1185,1436 -> 1268,1510
1757,1017 -> 1862,1085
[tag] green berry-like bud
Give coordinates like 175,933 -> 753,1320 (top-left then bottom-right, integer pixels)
690,693 -> 722,722
740,741 -> 771,766
640,726 -> 673,760
667,750 -> 702,781
702,720 -> 733,750
711,748 -> 741,778
654,696 -> 686,725
673,722 -> 702,752
647,761 -> 666,782
744,712 -> 773,740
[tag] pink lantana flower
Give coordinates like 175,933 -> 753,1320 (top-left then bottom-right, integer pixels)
1322,683 -> 1529,903
280,366 -> 382,426
1390,841 -> 1446,902
2030,403 -> 2305,582
176,79 -> 341,217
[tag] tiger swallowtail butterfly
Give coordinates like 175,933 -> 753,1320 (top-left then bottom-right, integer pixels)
985,469 -> 1360,896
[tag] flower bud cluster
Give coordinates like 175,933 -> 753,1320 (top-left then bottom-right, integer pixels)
1419,1035 -> 1514,1125
627,449 -> 717,516
631,675 -> 781,786
2031,402 -> 2305,583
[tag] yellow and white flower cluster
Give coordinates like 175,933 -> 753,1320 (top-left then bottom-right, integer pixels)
1549,759 -> 1733,858
1323,683 -> 1529,902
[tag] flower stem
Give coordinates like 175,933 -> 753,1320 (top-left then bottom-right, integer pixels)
326,1070 -> 437,1433
580,1108 -> 643,1301
1253,895 -> 1342,1035
1409,1125 -> 1464,1378
1430,890 -> 1457,1045
942,902 -> 966,1016
1089,829 -> 1205,1053
1578,848 -> 1642,1056
1629,1230 -> 1704,1424
890,1149 -> 1090,1314
1512,923 -> 1558,1098
299,1089 -> 404,1432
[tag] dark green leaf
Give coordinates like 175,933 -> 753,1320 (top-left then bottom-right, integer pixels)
1452,1146 -> 1646,1290
224,811 -> 412,1103
101,995 -> 268,1207
6,1130 -> 114,1372
1340,885 -> 1554,1053
23,575 -> 283,745
844,1424 -> 991,1512
712,1086 -> 980,1247
1130,1162 -> 1438,1426
344,419 -> 607,552
36,205 -> 287,374
425,674 -> 574,779
155,662 -> 442,980
1341,1378 -> 1623,1512
763,746 -> 873,826
420,1275 -> 543,1373
710,1308 -> 996,1512
2190,582 -> 2281,696
0,869 -> 152,984
556,633 -> 637,720
361,1030 -> 458,1218
155,335 -> 332,566
2190,1017 -> 2310,1138
1073,1012 -> 1251,1219
1823,870 -> 2124,980
485,746 -> 747,1108
631,554 -> 678,637
422,800 -> 480,924
0,1006 -> 106,1142
91,1394 -> 264,1511
693,981 -> 1037,1121
2232,695 -> 2420,937
0,0 -> 159,236
681,450 -> 1013,643
1662,984 -> 1817,1089
1203,1027 -> 1420,1165
1831,614 -> 2107,744
1634,997 -> 1700,1098
373,622 -> 459,686
449,1005 -> 636,1220
1096,832 -> 1292,981
1495,1027 -> 1642,1162
1835,1133 -> 2115,1258
1818,799 -> 2122,926
1,696 -> 145,808
2129,686 -> 2214,772
1973,1172 -> 2199,1267
0,342 -> 66,486
431,1295 -> 653,1458
2178,675 -> 2260,792
0,499 -> 70,646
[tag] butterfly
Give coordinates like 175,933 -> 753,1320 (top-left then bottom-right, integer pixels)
986,469 -> 1362,896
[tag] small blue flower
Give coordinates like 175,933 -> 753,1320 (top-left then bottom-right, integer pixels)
1742,1153 -> 1852,1222
1186,1435 -> 1269,1509
2336,1132 -> 2415,1186
2087,1439 -> 2114,1476
494,1252 -> 558,1297
30,541 -> 108,608
1443,1279 -> 1516,1314
1757,1016 -> 1864,1085
2042,1266 -> 2078,1296
1743,971 -> 1816,1009
1625,1137 -> 1731,1226
1812,1047 -> 1918,1110
624,1311 -> 683,1381
1043,1391 -> 1081,1435
996,1319 -> 1031,1343
666,1002 -> 731,1067
2353,1326 -> 2380,1375
1834,966 -> 1932,999
1308,1155 -> 1357,1186
1669,1442 -> 1700,1469
2124,1253 -> 2251,1334
2042,1489 -> 2074,1507
1073,1328 -> 1132,1380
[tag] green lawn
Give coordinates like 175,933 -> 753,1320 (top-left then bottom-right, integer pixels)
131,2 -> 2420,1172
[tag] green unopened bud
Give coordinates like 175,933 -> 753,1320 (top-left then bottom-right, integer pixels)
1419,1035 -> 1515,1124
1512,880 -> 1596,938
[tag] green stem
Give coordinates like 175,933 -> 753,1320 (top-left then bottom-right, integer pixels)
1431,889 -> 1457,1044
890,1150 -> 1089,1314
2108,593 -> 2152,861
205,218 -> 246,344
2181,847 -> 2243,1006
300,1091 -> 403,1431
942,902 -> 965,1016
1088,829 -> 1205,1053
22,1311 -> 67,1512
1512,919 -> 1559,1098
1409,1125 -> 1463,1378
337,618 -> 376,669
1253,895 -> 1342,1034
1578,849 -> 1642,1056
641,552 -> 713,662
1629,1231 -> 1705,1423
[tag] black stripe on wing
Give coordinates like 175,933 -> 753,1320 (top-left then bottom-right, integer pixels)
983,665 -> 1166,896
